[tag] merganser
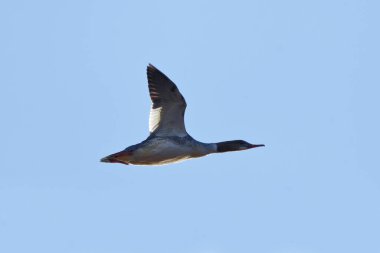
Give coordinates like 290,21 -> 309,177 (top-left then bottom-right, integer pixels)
101,64 -> 264,166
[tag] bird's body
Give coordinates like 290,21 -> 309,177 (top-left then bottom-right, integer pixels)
101,64 -> 264,166
114,135 -> 216,166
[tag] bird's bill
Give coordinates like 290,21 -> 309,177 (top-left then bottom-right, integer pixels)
248,144 -> 265,149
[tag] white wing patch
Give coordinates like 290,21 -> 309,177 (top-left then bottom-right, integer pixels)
149,106 -> 162,133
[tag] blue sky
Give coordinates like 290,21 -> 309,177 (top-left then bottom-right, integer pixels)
1,0 -> 379,252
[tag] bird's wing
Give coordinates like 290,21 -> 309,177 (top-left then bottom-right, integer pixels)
147,64 -> 188,137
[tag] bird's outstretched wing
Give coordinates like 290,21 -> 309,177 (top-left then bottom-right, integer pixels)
147,64 -> 187,136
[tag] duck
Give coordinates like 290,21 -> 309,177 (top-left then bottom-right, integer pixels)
101,64 -> 264,166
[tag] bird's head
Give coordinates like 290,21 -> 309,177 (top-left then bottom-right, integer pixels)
216,140 -> 265,153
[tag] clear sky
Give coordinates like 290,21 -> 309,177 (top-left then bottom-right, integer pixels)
1,0 -> 379,252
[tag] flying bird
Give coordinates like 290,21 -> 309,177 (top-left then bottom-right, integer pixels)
101,64 -> 264,165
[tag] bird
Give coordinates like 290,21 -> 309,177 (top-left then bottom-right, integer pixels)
100,64 -> 264,166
